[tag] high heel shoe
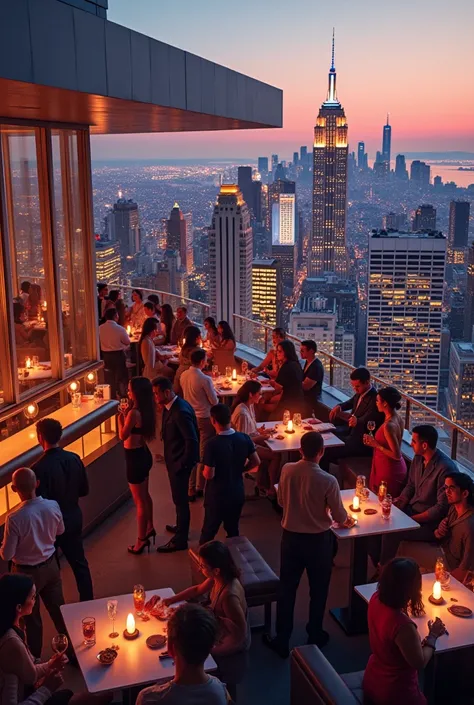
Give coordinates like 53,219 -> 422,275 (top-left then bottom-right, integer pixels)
127,538 -> 151,554
145,528 -> 156,544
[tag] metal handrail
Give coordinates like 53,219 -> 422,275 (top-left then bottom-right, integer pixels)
110,283 -> 210,313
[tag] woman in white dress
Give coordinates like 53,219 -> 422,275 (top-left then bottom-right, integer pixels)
139,318 -> 172,380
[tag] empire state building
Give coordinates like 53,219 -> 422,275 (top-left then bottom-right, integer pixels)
310,34 -> 348,277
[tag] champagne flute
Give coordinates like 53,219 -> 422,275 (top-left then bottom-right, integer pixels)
107,599 -> 118,638
51,633 -> 68,656
119,397 -> 129,414
367,420 -> 376,436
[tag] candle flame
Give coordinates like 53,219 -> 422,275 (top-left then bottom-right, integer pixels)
126,613 -> 135,634
25,358 -> 31,368
127,325 -> 131,334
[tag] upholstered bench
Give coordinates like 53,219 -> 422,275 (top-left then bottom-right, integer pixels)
189,536 -> 279,631
339,456 -> 372,490
397,539 -> 440,572
291,645 -> 364,705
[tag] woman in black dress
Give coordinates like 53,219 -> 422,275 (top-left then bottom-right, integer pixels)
265,340 -> 304,418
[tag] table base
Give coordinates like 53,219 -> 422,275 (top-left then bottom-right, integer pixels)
331,535 -> 370,635
329,603 -> 367,636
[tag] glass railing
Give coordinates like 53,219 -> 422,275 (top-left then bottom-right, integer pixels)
113,285 -> 210,327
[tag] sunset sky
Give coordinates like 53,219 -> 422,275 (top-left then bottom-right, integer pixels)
91,0 -> 474,161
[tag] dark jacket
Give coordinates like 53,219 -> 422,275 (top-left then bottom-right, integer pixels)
162,396 -> 199,475
170,316 -> 192,346
339,387 -> 384,447
33,447 -> 89,533
398,449 -> 457,524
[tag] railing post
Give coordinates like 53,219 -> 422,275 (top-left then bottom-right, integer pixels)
264,327 -> 269,353
404,399 -> 411,431
329,358 -> 334,387
451,428 -> 458,461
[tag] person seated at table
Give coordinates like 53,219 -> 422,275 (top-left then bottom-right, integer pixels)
128,288 -> 146,329
319,367 -> 384,473
157,303 -> 175,345
363,557 -> 447,705
105,289 -> 126,327
300,339 -> 324,416
170,306 -> 192,345
264,340 -> 304,418
231,380 -> 282,499
376,425 -> 457,567
19,280 -> 31,304
139,318 -> 172,381
251,327 -> 286,379
147,293 -> 160,316
13,302 -> 32,348
203,316 -> 221,348
143,301 -> 159,321
364,387 -> 407,498
434,471 -> 474,583
174,326 -> 202,395
215,321 -> 236,352
136,603 -> 231,705
28,284 -> 42,318
0,573 -> 112,705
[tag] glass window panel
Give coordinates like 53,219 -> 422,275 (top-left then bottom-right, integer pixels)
51,130 -> 89,370
3,126 -> 53,390
0,487 -> 7,518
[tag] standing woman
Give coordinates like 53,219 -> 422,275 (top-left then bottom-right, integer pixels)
174,325 -> 202,394
139,318 -> 172,380
203,316 -> 221,348
128,289 -> 146,329
106,290 -> 127,327
364,386 -> 407,498
265,340 -> 304,417
157,303 -> 175,345
118,377 -> 156,554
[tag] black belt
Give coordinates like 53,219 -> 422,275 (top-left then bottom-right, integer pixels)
13,553 -> 55,570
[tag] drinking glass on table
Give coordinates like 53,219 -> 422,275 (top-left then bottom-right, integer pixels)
51,634 -> 68,655
32,355 -> 39,368
225,366 -> 232,379
283,409 -> 291,425
107,599 -> 119,638
378,480 -> 388,504
367,420 -> 376,436
241,360 -> 248,376
212,365 -> 219,379
293,413 -> 302,427
133,584 -> 146,616
82,617 -> 96,646
381,494 -> 392,520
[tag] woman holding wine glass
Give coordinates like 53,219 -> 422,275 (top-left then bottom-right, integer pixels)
363,387 -> 407,498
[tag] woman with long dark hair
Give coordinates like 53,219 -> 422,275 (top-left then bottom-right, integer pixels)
203,316 -> 220,348
105,290 -> 126,327
157,303 -> 175,345
363,558 -> 447,705
128,288 -> 146,329
139,318 -> 172,381
265,340 -> 304,417
174,325 -> 203,394
118,376 -> 156,554
216,321 -> 236,351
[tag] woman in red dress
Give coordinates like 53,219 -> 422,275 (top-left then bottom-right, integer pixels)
363,558 -> 447,705
364,386 -> 407,498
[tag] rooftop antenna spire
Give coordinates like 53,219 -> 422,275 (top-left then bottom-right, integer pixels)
386,112 -> 390,126
324,28 -> 339,105
331,27 -> 335,71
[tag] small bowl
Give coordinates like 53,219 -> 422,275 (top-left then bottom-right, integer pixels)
97,649 -> 118,666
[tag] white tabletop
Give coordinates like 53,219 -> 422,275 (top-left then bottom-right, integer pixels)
213,375 -> 273,397
331,489 -> 420,539
19,364 -> 53,381
61,588 -> 216,693
257,419 -> 344,453
355,573 -> 474,653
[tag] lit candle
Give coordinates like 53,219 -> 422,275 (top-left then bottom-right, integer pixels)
126,613 -> 136,635
432,581 -> 441,601
287,419 -> 293,432
25,358 -> 31,369
232,368 -> 237,381
182,338 -> 185,347
27,404 -> 36,416
352,495 -> 360,511
127,325 -> 131,335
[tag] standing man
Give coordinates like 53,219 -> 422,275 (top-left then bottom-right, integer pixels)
99,307 -> 130,399
300,340 -> 325,416
170,306 -> 192,345
152,377 -> 199,553
97,282 -> 109,323
435,471 -> 474,582
180,348 -> 219,501
263,432 -> 353,658
0,467 -> 66,658
33,417 -> 93,602
319,367 -> 384,473
200,403 -> 260,544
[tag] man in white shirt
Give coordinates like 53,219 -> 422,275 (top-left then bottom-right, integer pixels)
263,432 -> 354,659
0,467 -> 67,658
99,307 -> 131,399
180,349 -> 218,500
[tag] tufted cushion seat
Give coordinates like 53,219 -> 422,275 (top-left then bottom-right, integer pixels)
189,536 -> 279,630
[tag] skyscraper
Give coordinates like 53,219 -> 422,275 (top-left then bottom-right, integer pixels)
383,212 -> 408,231
412,204 -> 437,232
238,166 -> 262,221
382,114 -> 391,165
209,185 -> 253,334
395,154 -> 408,180
357,142 -> 366,170
271,154 -> 278,172
410,160 -> 431,185
272,193 -> 296,245
448,200 -> 470,249
183,212 -> 194,271
367,230 -> 446,408
107,196 -> 141,257
252,259 -> 282,326
447,342 -> 474,432
300,146 -> 308,164
268,179 -> 295,233
464,244 -> 474,341
95,241 -> 121,283
258,156 -> 269,183
166,203 -> 187,266
310,32 -> 348,276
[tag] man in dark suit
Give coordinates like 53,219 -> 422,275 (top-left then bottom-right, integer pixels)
319,367 -> 384,473
32,417 -> 93,601
152,376 -> 199,553
97,282 -> 109,324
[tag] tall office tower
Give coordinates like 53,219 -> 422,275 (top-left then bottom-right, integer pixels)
237,166 -> 253,208
310,33 -> 348,276
252,259 -> 282,326
382,114 -> 391,165
433,175 -> 443,189
289,296 -> 338,355
357,142 -> 366,170
300,146 -> 308,164
166,203 -> 187,265
383,212 -> 408,231
268,179 -> 295,232
367,231 -> 446,408
448,201 -> 470,264
183,212 -> 194,271
271,154 -> 278,172
95,241 -> 121,283
209,185 -> 253,335
464,244 -> 474,341
293,151 -> 299,166
412,204 -> 437,232
447,343 -> 474,433
272,192 -> 296,245
108,196 -> 141,257
410,160 -> 431,185
258,156 -> 269,182
274,163 -> 287,182
395,154 -> 409,180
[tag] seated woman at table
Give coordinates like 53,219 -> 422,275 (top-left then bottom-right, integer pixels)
13,303 -> 32,348
363,557 -> 447,705
251,327 -> 286,379
0,573 -> 112,705
215,321 -> 236,351
27,284 -> 42,318
364,386 -> 407,498
105,290 -> 127,327
128,289 -> 146,330
264,340 -> 304,419
174,325 -> 202,395
143,301 -> 159,321
231,380 -> 282,499
155,303 -> 174,345
147,293 -> 160,316
203,316 -> 220,348
139,318 -> 172,381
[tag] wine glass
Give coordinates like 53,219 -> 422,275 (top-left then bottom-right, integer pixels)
119,398 -> 129,414
367,420 -> 376,436
212,364 -> 219,379
241,360 -> 248,376
283,410 -> 291,425
51,633 -> 68,655
107,599 -> 118,638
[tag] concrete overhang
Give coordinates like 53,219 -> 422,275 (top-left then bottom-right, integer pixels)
0,0 -> 283,134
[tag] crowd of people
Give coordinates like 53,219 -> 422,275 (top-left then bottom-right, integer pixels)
1,284 -> 474,705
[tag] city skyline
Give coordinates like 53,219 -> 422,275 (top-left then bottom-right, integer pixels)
90,0 -> 474,159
